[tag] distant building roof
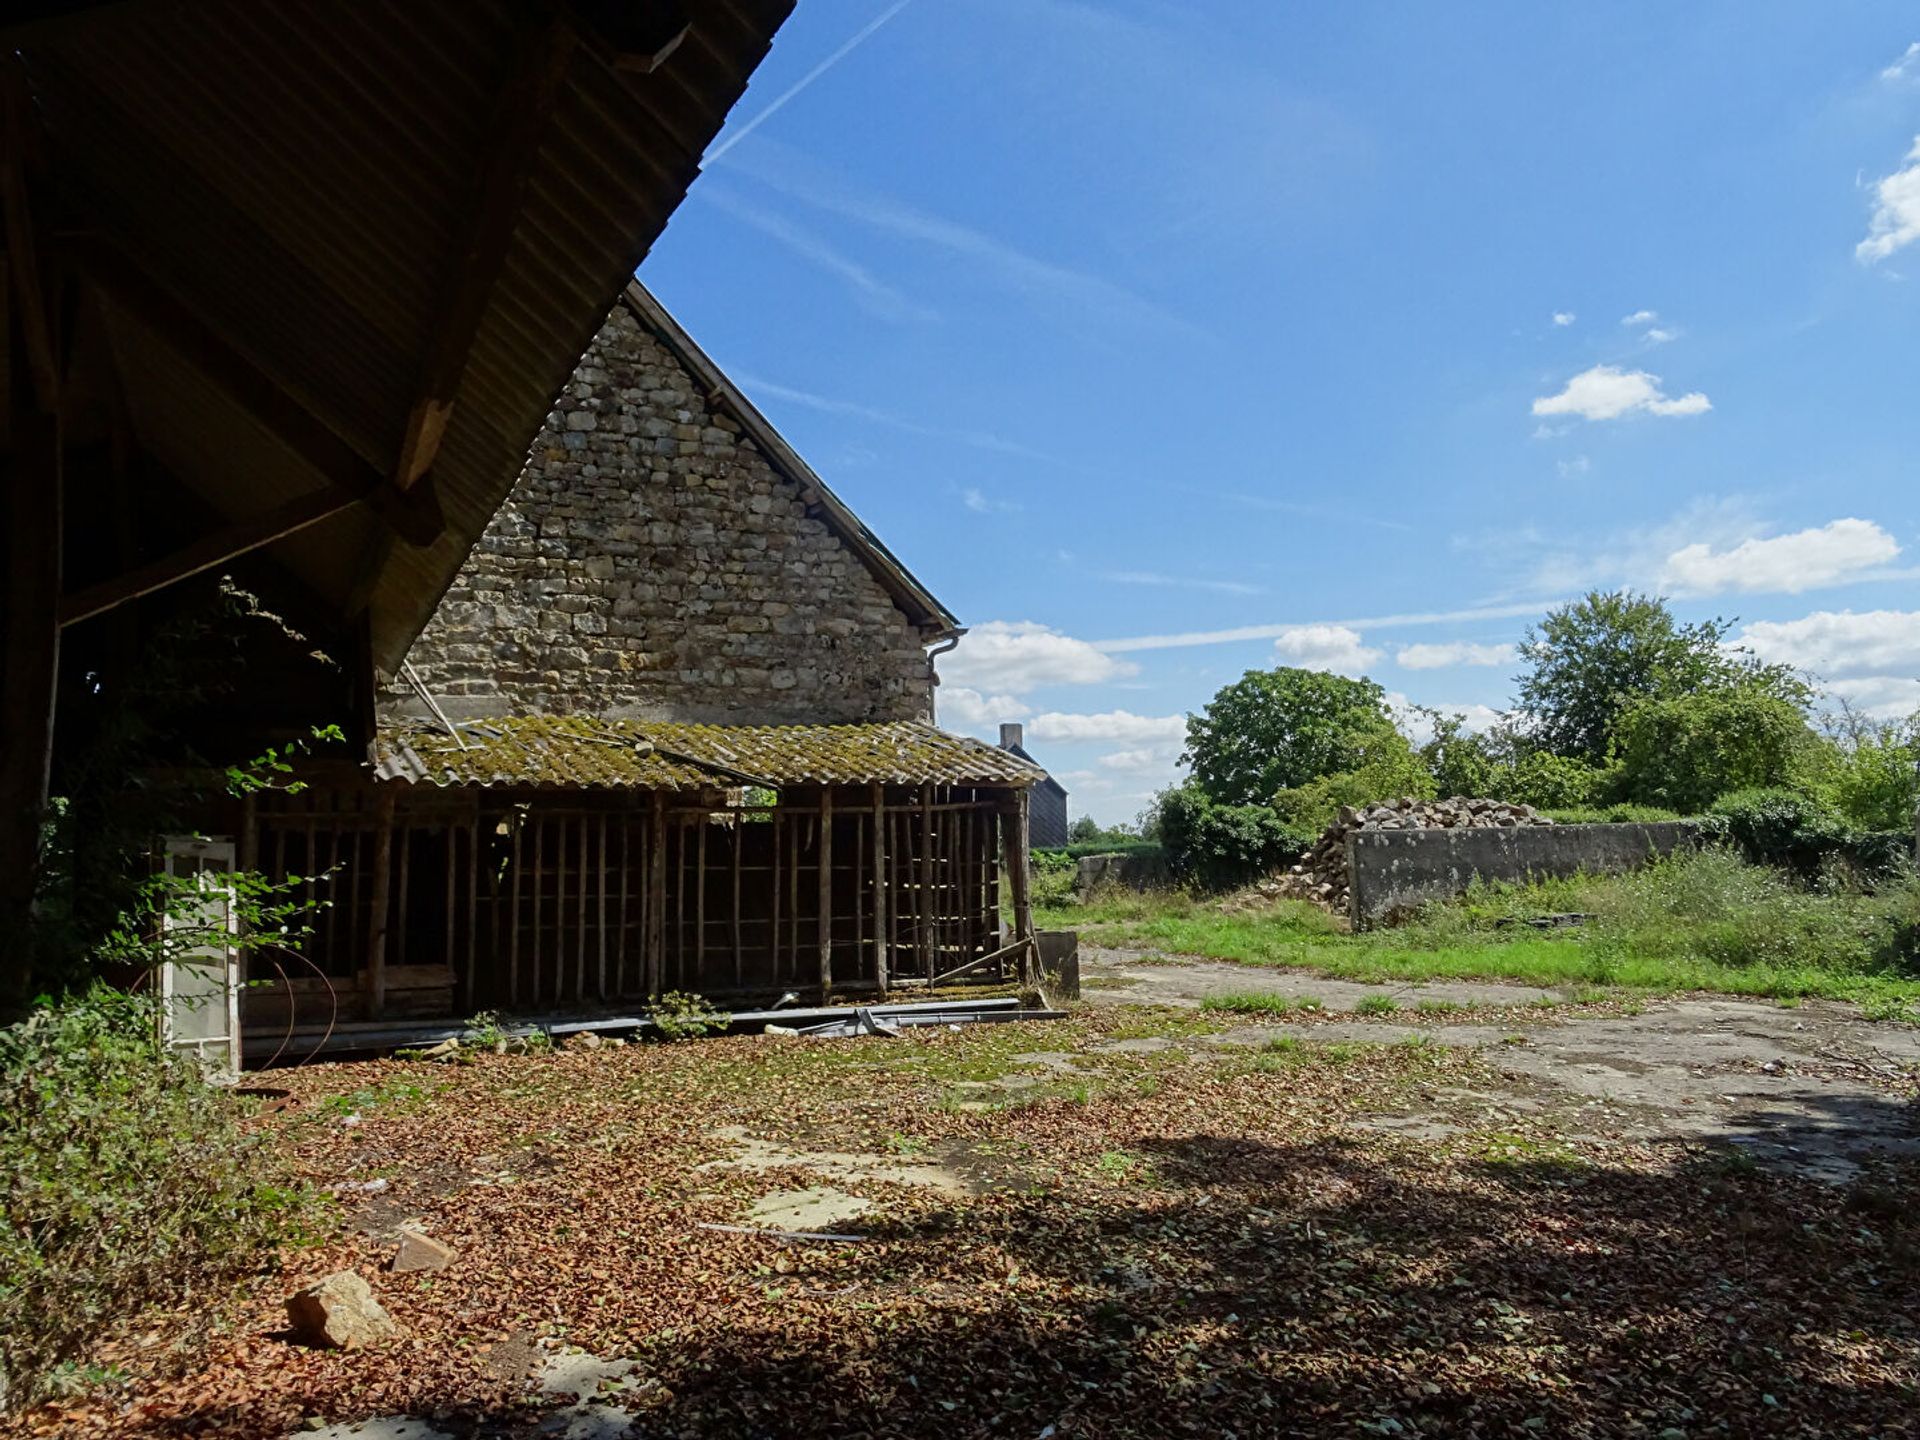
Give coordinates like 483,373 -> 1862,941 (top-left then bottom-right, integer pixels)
373,717 -> 1044,791
996,723 -> 1065,798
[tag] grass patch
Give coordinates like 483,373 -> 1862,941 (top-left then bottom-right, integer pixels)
1199,992 -> 1300,1016
1354,994 -> 1399,1016
1041,848 -> 1920,1007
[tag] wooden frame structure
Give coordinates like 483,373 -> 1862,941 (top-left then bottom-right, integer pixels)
240,777 -> 1036,1033
233,715 -> 1042,1034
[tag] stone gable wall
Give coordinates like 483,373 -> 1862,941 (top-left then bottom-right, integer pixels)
388,303 -> 935,724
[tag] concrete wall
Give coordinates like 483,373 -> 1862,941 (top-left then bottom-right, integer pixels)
1348,822 -> 1702,928
389,301 -> 935,725
1076,849 -> 1173,892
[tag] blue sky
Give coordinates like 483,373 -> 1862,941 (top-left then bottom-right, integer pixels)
642,1 -> 1920,825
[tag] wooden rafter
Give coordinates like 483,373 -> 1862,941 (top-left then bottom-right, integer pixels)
70,235 -> 445,546
391,14 -> 578,492
58,486 -> 360,628
1,65 -> 57,413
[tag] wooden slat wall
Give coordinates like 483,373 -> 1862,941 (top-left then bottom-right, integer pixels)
251,783 -> 1015,1012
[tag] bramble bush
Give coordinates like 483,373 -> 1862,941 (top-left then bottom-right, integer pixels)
0,988 -> 311,1408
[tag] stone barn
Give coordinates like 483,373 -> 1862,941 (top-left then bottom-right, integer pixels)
239,283 -> 1043,1050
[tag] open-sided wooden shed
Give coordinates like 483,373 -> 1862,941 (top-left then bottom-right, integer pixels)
237,717 -> 1043,1050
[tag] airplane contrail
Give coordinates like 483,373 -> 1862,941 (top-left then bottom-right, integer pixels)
704,0 -> 913,166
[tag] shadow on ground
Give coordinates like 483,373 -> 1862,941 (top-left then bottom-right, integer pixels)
142,1121 -> 1918,1440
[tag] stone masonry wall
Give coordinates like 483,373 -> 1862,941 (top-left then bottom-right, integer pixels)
389,301 -> 936,725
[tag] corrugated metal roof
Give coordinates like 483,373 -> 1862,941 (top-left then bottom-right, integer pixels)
373,716 -> 1044,791
17,0 -> 791,668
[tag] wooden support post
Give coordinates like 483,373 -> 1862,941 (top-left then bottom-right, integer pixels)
596,813 -> 608,1000
695,812 -> 708,984
568,814 -> 583,1006
465,814 -> 479,1011
555,814 -> 569,999
395,822 -> 410,968
509,815 -> 523,1007
871,786 -> 888,993
0,390 -> 60,1017
1003,791 -> 1035,986
617,814 -> 631,995
770,806 -> 782,983
366,789 -> 396,1020
445,822 -> 457,977
817,790 -> 834,996
646,793 -> 666,997
731,823 -> 743,989
787,811 -> 799,984
918,785 -> 934,985
531,814 -> 545,1004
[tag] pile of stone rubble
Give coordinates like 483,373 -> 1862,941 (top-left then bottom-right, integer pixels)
1271,796 -> 1553,915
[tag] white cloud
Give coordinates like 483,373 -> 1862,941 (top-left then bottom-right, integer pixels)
1271,624 -> 1382,676
704,0 -> 912,164
1621,309 -> 1659,326
1825,676 -> 1920,719
1393,699 -> 1505,746
1557,454 -> 1591,479
1660,518 -> 1901,596
734,371 -> 1061,462
961,487 -> 1021,514
1099,569 -> 1264,597
1027,710 -> 1187,745
1098,743 -> 1184,775
699,186 -> 936,323
937,686 -> 1025,732
1096,599 -> 1557,655
1882,41 -> 1920,83
1736,609 -> 1920,680
1857,136 -> 1920,264
941,621 -> 1138,695
1552,311 -> 1576,327
1395,641 -> 1517,670
1531,365 -> 1711,421
1642,327 -> 1678,345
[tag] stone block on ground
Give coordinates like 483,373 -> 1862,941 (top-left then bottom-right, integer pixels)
391,1227 -> 456,1273
286,1270 -> 401,1349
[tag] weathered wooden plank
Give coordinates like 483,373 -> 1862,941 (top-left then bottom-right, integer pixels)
646,794 -> 666,996
465,815 -> 479,1011
509,816 -> 523,1007
366,790 -> 396,1020
597,813 -> 609,1000
58,488 -> 359,628
817,790 -> 834,996
870,785 -> 888,992
731,822 -> 743,988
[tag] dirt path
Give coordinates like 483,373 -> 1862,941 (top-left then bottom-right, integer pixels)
1084,943 -> 1920,1182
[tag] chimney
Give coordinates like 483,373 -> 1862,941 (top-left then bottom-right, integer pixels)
999,722 -> 1023,751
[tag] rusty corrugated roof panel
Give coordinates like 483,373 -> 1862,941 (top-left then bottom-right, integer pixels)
374,717 -> 1043,791
16,0 -> 791,668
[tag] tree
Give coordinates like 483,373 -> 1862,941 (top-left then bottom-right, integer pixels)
1812,707 -> 1920,832
1271,721 -> 1435,830
1183,668 -> 1393,806
1610,684 -> 1814,813
1514,590 -> 1805,763
1414,708 -> 1503,799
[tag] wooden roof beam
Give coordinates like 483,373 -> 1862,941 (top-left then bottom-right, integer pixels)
58,484 -> 359,628
391,12 -> 577,492
69,235 -> 444,546
2,64 -> 59,414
